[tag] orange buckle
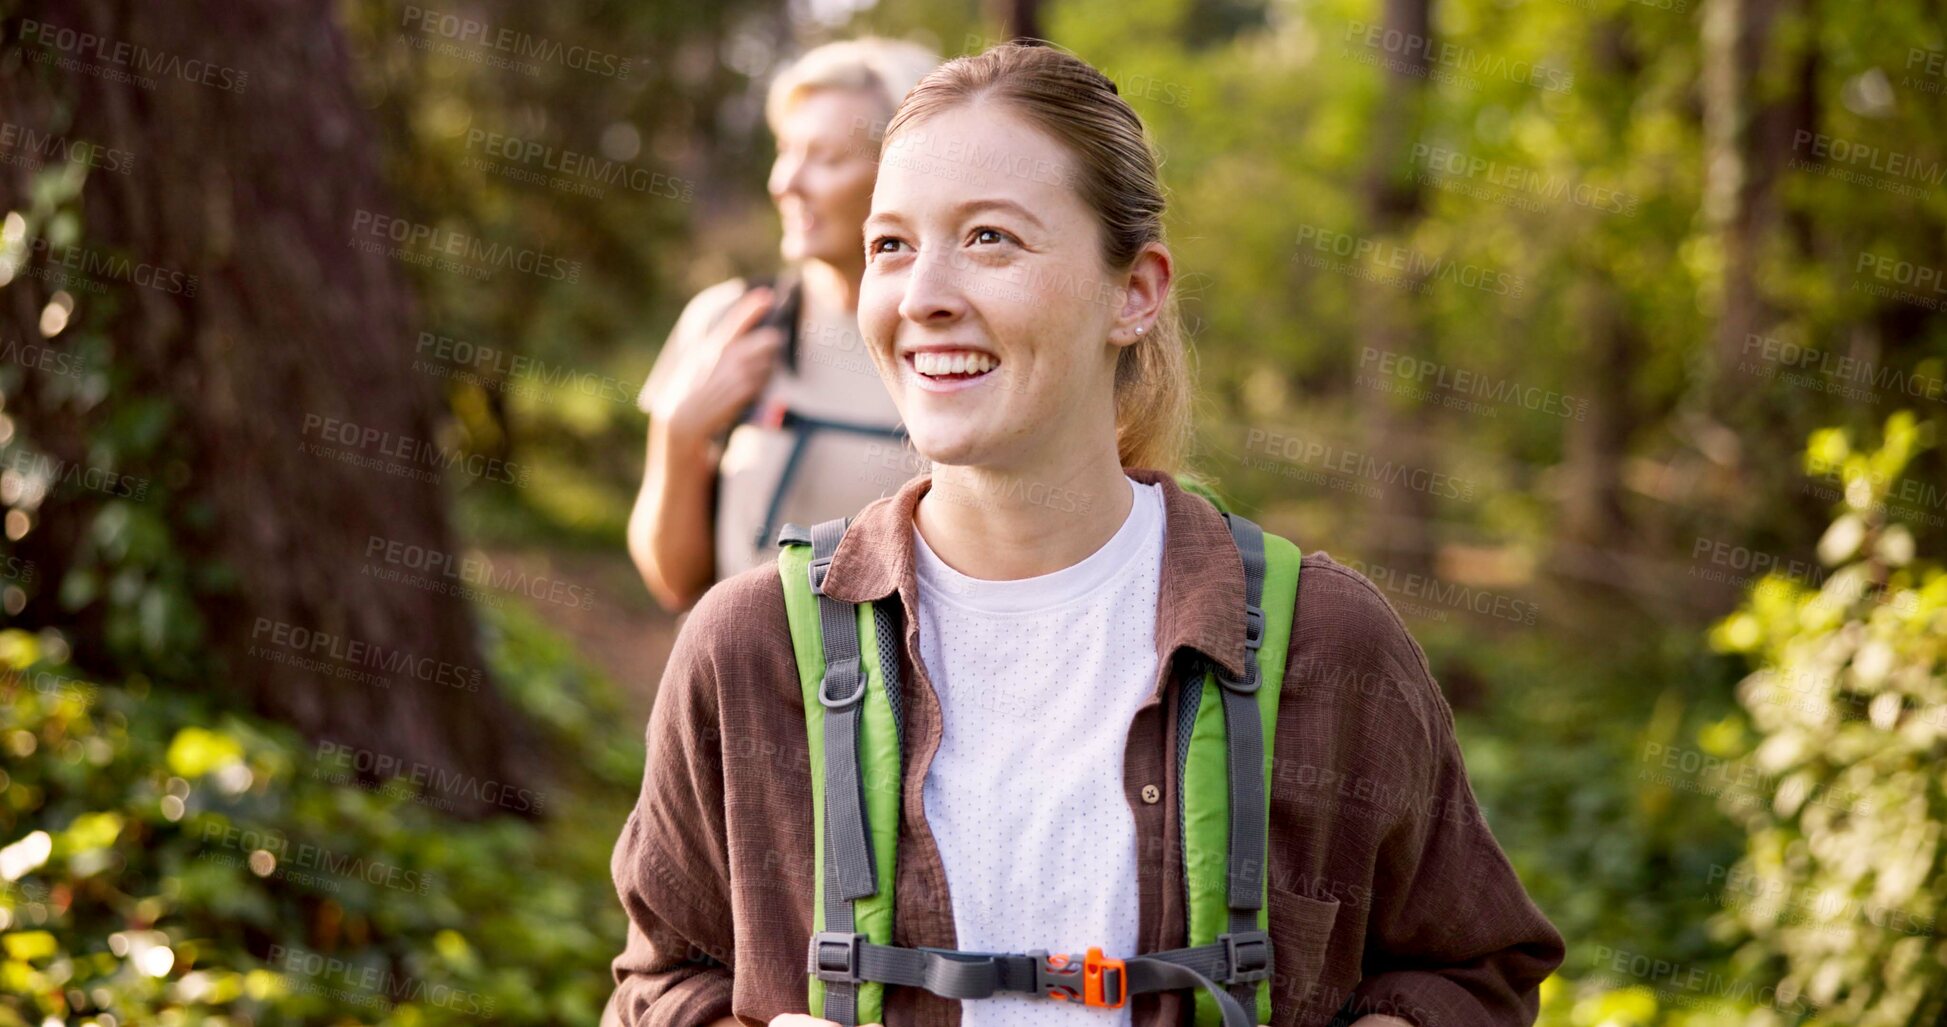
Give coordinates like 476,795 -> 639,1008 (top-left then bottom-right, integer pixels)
1038,947 -> 1127,1009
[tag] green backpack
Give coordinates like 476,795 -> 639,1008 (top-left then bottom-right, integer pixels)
774,476 -> 1301,1027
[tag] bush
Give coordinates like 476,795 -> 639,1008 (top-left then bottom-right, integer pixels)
1707,411 -> 1947,1025
0,600 -> 642,1027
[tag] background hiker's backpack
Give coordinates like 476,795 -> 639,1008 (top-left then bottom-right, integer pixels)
773,474 -> 1301,1027
713,272 -> 910,555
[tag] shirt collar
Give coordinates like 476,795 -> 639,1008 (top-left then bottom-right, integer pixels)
814,466 -> 1254,683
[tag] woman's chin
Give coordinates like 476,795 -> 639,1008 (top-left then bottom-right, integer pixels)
904,427 -> 989,468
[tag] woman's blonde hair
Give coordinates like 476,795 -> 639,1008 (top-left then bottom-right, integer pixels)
765,37 -> 943,146
880,41 -> 1193,475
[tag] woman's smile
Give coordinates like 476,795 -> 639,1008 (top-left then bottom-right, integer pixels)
904,347 -> 1002,392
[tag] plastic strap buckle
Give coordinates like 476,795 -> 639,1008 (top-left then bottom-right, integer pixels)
808,931 -> 865,983
1242,603 -> 1266,652
1219,602 -> 1267,694
808,554 -> 834,594
1217,930 -> 1273,984
1031,948 -> 1126,1008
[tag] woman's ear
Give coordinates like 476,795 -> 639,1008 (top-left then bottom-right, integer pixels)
1112,241 -> 1173,347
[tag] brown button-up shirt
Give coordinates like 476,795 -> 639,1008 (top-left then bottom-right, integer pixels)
610,468 -> 1565,1027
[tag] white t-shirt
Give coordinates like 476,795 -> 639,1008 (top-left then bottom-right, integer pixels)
913,475 -> 1166,1027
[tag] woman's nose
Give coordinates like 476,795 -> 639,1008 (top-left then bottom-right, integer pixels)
769,153 -> 804,201
897,248 -> 970,325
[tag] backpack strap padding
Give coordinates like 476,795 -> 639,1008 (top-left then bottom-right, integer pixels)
779,518 -> 902,1027
810,518 -> 877,902
1183,513 -> 1301,1027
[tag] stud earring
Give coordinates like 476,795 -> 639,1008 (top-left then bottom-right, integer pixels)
1134,325 -> 1146,337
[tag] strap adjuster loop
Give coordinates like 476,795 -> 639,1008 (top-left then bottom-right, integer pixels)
808,930 -> 866,983
1218,930 -> 1273,984
1218,660 -> 1262,694
818,658 -> 866,707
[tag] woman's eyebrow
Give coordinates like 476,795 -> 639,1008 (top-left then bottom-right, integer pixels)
865,199 -> 1046,233
956,198 -> 1045,230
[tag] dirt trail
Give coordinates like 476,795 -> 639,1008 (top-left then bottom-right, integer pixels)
481,546 -> 682,723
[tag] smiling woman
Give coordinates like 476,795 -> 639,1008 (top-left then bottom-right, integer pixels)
609,41 -> 1563,1027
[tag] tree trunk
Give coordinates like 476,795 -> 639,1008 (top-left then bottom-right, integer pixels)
1702,0 -> 1815,413
1356,0 -> 1436,576
990,0 -> 1044,42
0,0 -> 535,801
1560,18 -> 1644,552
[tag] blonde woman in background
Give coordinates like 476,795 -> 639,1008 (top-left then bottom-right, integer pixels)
629,37 -> 941,612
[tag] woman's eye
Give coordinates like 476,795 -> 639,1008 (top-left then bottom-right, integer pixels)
971,227 -> 1013,246
867,236 -> 905,257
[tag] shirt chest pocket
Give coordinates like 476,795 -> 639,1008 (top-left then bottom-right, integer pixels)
1267,885 -> 1341,1020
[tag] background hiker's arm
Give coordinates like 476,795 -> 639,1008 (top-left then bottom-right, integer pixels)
609,608 -> 738,1027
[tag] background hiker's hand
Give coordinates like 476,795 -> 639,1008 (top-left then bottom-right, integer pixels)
664,285 -> 785,445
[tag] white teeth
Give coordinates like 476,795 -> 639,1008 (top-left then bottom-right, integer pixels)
913,351 -> 996,376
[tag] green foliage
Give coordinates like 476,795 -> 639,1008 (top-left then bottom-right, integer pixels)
1705,412 -> 1947,1025
1,164 -> 212,684
0,600 -> 641,1027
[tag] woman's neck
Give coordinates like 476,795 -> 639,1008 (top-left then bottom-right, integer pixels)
917,458 -> 1138,581
798,256 -> 863,313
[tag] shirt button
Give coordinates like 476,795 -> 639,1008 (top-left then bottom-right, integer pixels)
1141,784 -> 1161,804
